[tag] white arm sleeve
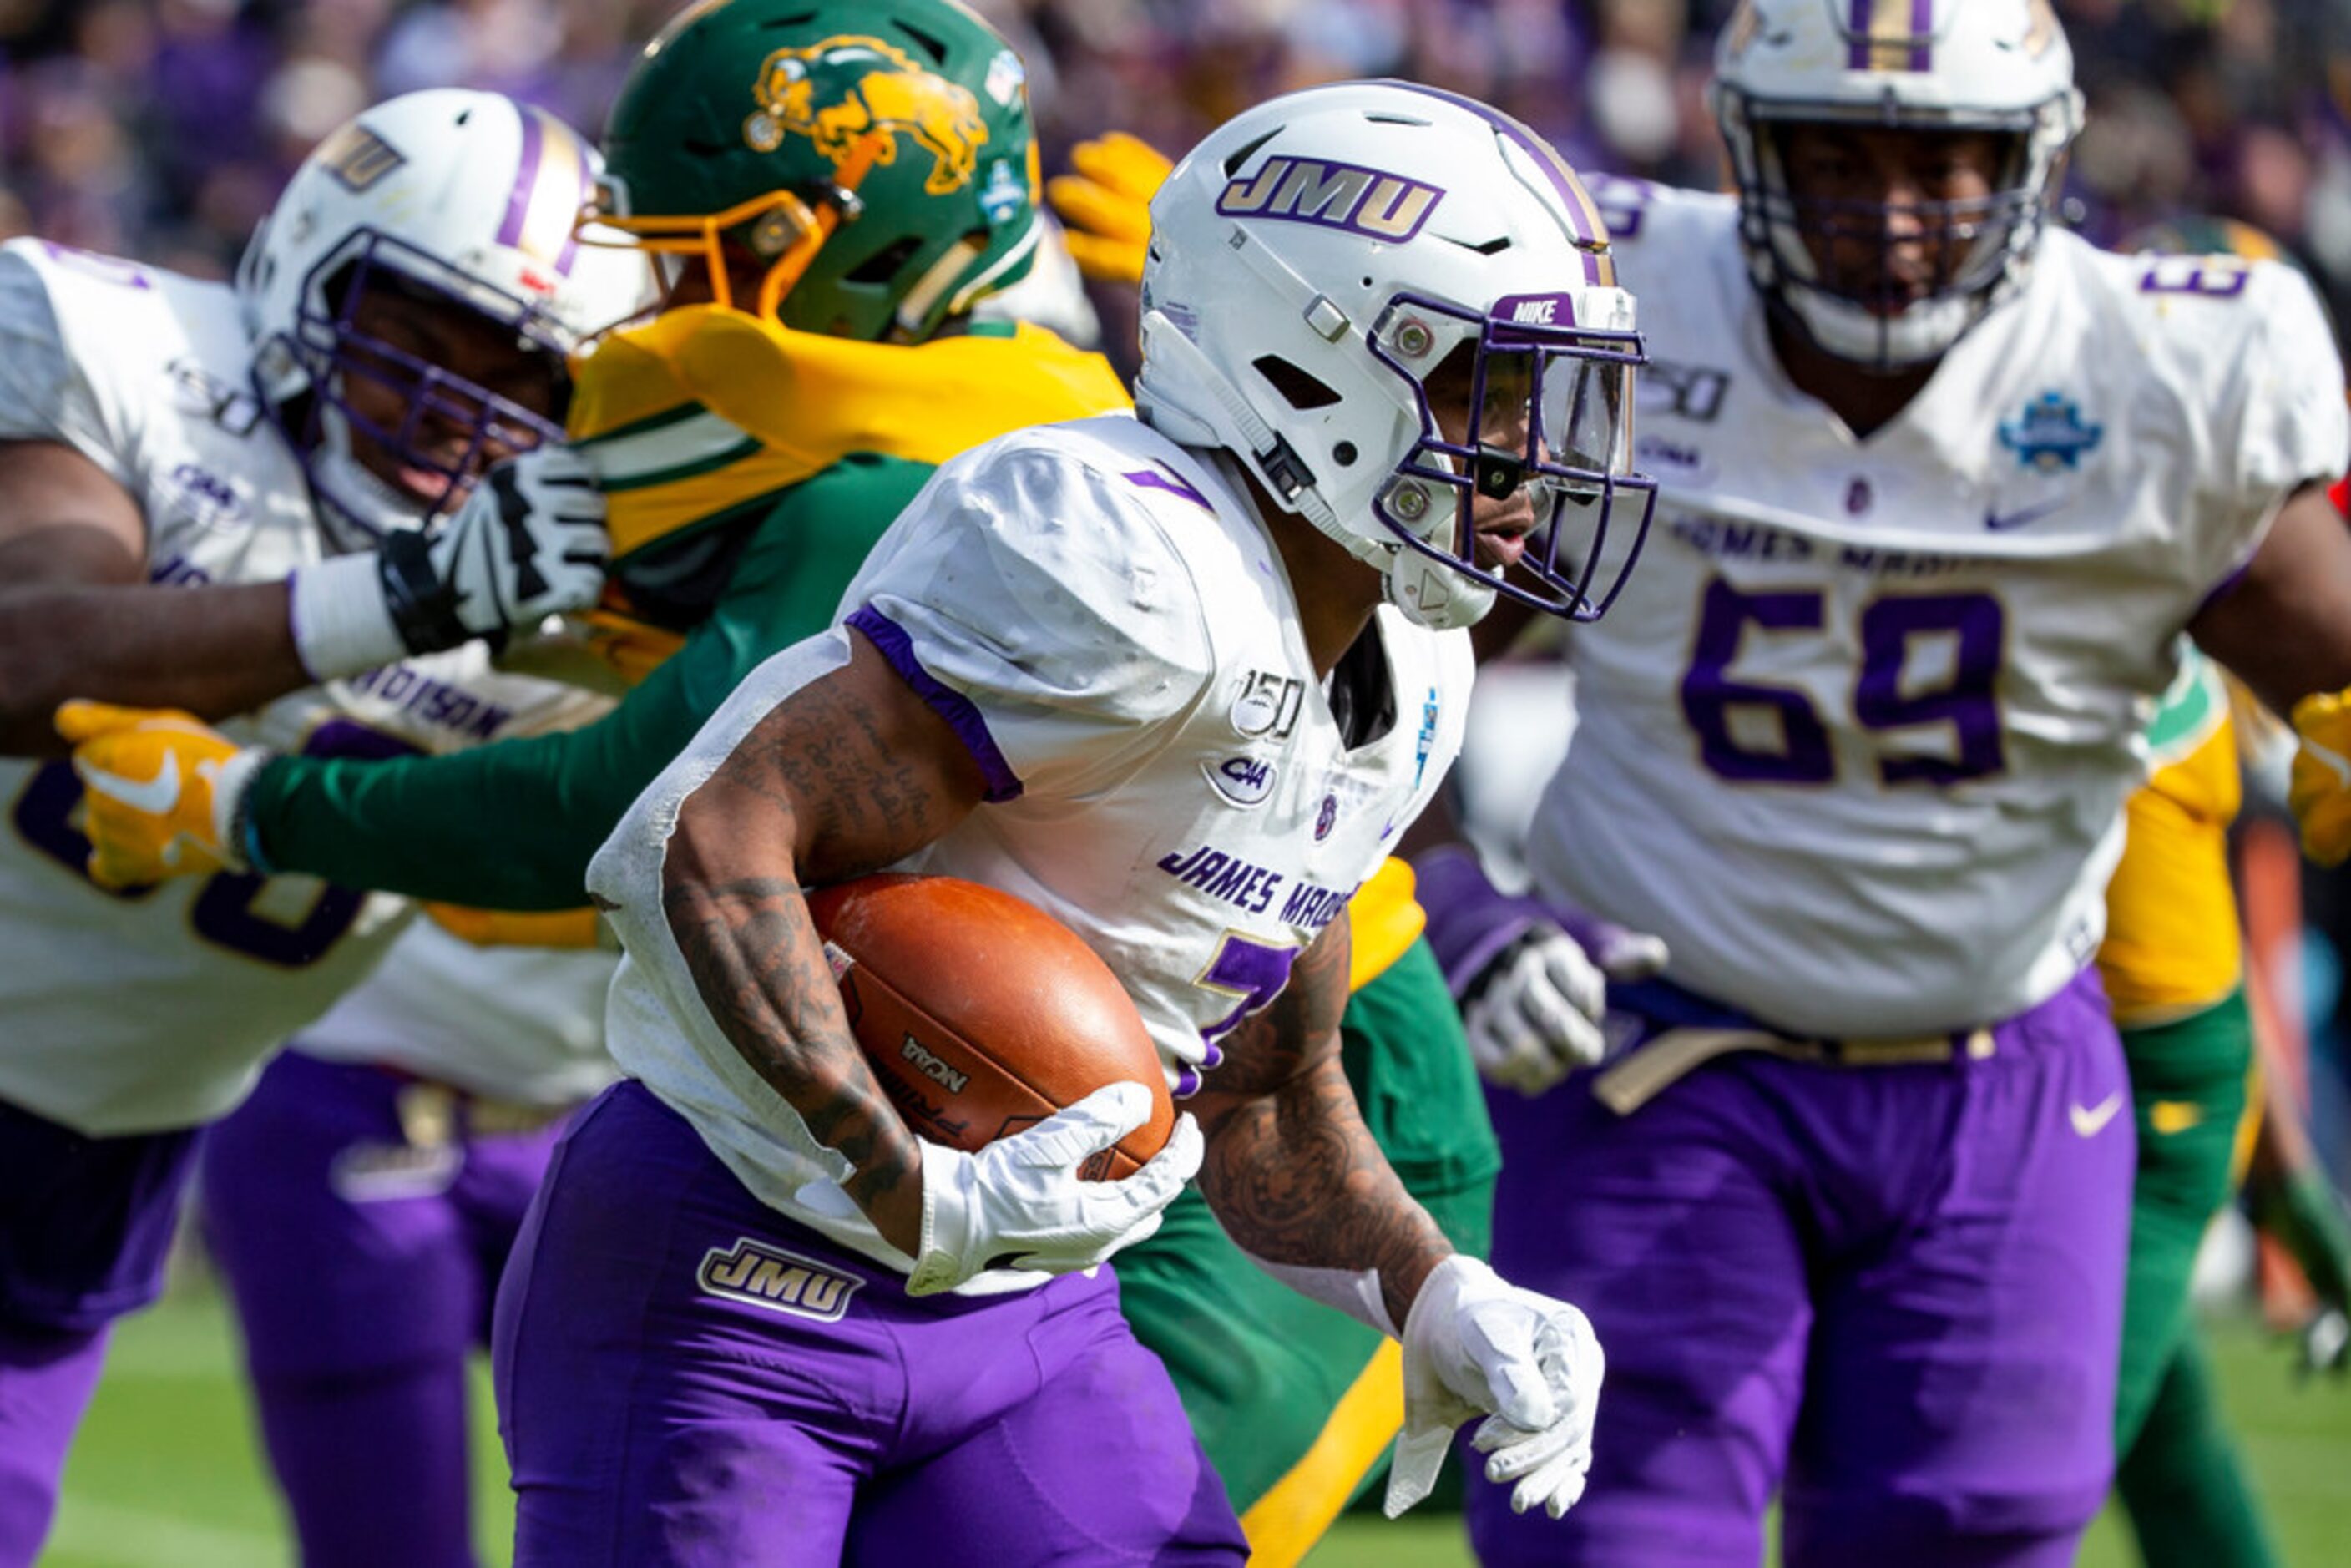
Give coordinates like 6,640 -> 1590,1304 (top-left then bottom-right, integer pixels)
1241,1249 -> 1403,1338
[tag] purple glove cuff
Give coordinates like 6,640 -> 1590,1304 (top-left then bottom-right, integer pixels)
1413,847 -> 1555,999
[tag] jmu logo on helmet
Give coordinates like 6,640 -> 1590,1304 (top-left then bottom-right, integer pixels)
741,34 -> 991,196
1215,157 -> 1443,243
311,122 -> 406,194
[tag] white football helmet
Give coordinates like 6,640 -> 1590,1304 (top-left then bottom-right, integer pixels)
238,89 -> 655,544
1135,81 -> 1655,630
1710,0 -> 2084,370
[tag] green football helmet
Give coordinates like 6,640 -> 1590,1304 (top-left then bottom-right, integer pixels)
594,0 -> 1041,341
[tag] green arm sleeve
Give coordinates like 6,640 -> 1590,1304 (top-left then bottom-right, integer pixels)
244,455 -> 935,908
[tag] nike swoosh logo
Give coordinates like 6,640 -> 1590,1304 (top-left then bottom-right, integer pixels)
2306,736 -> 2351,790
74,749 -> 182,817
1984,497 -> 2070,532
2069,1090 -> 2125,1138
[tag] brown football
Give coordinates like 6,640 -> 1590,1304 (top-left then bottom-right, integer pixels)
806,873 -> 1174,1178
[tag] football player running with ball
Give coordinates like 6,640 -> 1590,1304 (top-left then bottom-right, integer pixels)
1406,3 -> 2351,1565
0,90 -> 646,1562
522,82 -> 1647,1564
63,4 -> 1523,1557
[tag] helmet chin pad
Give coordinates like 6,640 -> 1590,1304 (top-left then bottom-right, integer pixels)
1384,549 -> 1496,630
1774,276 -> 1980,371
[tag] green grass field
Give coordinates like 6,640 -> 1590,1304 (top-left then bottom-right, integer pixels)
42,1285 -> 2351,1566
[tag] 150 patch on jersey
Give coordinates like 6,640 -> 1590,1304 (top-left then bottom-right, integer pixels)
1231,670 -> 1304,740
698,1238 -> 864,1322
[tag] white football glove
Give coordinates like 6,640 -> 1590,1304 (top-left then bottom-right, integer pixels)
905,1082 -> 1201,1297
1418,847 -> 1667,1097
1464,923 -> 1669,1096
1466,931 -> 1610,1094
290,445 -> 609,678
1387,1254 -> 1605,1521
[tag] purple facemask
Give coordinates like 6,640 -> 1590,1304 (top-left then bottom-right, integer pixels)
1368,291 -> 1659,622
256,227 -> 574,542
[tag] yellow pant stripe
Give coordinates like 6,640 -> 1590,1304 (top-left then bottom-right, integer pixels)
1345,858 -> 1426,993
1239,1340 -> 1405,1568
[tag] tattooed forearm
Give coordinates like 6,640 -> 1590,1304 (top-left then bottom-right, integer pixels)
716,660 -> 958,883
1192,923 -> 1450,1328
647,637 -> 988,1252
661,862 -> 923,1238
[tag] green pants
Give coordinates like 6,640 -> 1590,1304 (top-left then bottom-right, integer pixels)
2113,989 -> 2280,1568
1115,938 -> 1499,1563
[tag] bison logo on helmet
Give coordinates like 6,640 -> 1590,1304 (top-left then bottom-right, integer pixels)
741,35 -> 990,196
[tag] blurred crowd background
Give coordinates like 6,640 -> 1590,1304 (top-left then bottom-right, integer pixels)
1,0 -> 2348,335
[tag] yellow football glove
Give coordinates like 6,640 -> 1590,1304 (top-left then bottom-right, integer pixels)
2289,686 -> 2351,866
54,701 -> 266,888
1045,131 -> 1172,285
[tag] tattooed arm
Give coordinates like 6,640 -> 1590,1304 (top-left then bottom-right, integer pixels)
1187,917 -> 1452,1330
660,627 -> 987,1255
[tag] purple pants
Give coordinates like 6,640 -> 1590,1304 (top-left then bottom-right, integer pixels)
492,1080 -> 1246,1567
200,1051 -> 569,1568
0,1094 -> 200,1564
1469,969 -> 2134,1568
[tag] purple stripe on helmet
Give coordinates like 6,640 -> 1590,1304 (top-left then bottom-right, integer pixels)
1848,0 -> 1874,69
498,104 -> 546,250
1375,81 -> 1605,284
845,606 -> 1023,802
554,128 -> 589,276
1909,0 -> 1933,71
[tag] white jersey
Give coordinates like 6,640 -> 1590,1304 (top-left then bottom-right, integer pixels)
1525,181 -> 2348,1036
0,239 -> 609,1135
592,416 -> 1472,1288
290,921 -> 619,1108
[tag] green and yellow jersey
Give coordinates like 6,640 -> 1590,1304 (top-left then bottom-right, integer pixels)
2100,645 -> 2242,1027
240,306 -> 1129,908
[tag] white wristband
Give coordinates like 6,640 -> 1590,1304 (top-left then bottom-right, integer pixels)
909,1138 -> 980,1297
288,554 -> 407,681
1244,1251 -> 1402,1338
205,744 -> 274,873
